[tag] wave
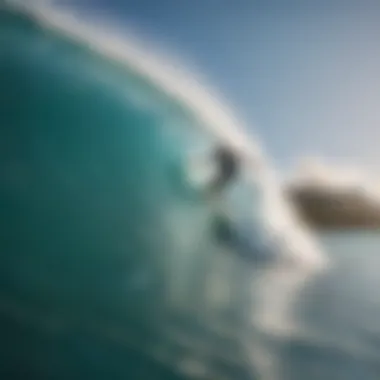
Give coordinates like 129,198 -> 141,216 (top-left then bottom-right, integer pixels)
13,0 -> 326,261
1,1 -> 329,379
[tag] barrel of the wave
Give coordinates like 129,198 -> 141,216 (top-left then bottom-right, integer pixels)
0,8 -> 218,379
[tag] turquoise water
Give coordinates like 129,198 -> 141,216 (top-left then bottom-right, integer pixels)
1,4 -> 380,380
0,6 -> 256,379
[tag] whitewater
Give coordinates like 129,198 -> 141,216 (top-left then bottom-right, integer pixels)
2,1 -> 380,380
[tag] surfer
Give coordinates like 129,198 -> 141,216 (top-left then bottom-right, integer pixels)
209,146 -> 276,265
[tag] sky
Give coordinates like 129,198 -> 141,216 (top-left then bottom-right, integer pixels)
56,0 -> 380,174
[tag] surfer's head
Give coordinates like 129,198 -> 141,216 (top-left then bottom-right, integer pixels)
209,145 -> 240,193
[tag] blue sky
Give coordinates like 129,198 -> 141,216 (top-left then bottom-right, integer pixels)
57,0 -> 380,173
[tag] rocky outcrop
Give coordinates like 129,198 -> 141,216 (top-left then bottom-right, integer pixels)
286,184 -> 380,229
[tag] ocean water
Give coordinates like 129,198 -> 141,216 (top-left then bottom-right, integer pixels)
0,2 -> 379,380
284,231 -> 380,380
